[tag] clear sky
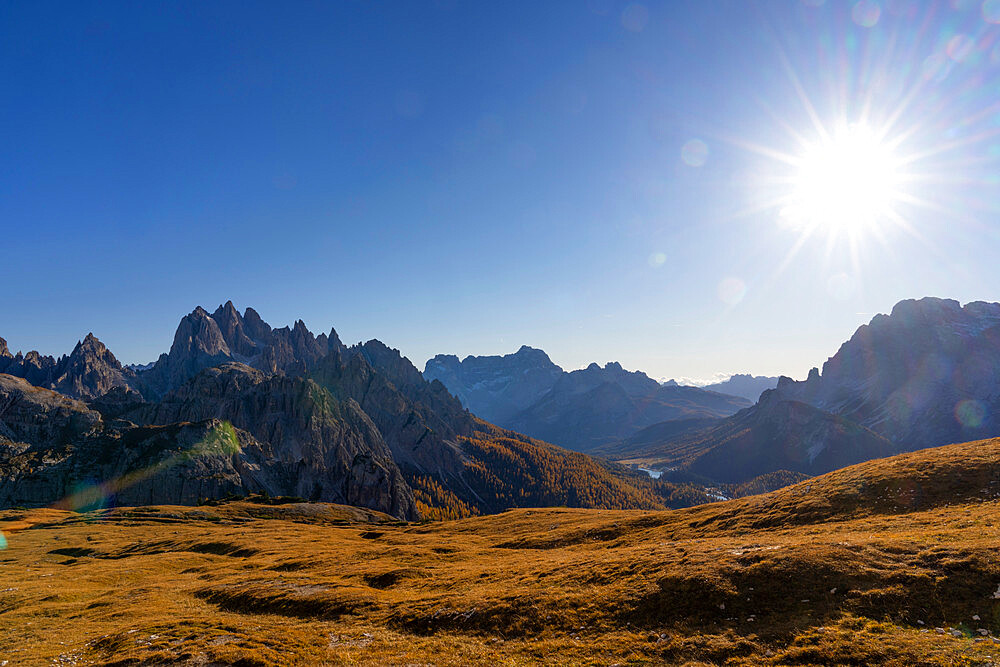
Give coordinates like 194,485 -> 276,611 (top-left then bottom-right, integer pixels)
4,1 -> 1000,382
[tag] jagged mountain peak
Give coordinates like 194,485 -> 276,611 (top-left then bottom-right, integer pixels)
0,331 -> 130,400
170,307 -> 231,358
241,306 -> 273,341
133,303 -> 355,399
68,333 -> 121,367
212,300 -> 239,318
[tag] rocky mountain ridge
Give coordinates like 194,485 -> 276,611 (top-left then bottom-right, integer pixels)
613,297 -> 1000,484
1,303 -> 693,519
0,333 -> 135,400
424,345 -> 563,424
425,350 -> 751,452
772,297 -> 1000,449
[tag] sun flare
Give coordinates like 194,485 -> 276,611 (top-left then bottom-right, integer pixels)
782,124 -> 902,234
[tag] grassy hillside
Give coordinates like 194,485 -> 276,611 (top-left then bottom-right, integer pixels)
2,438 -> 999,665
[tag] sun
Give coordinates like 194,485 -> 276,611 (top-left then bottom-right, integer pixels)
781,124 -> 902,235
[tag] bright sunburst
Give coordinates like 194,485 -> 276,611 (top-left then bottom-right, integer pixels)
782,124 -> 903,235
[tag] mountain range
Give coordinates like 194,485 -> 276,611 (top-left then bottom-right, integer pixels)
611,297 -> 1000,484
7,296 -> 1000,519
424,348 -> 751,451
0,303 -> 724,520
424,297 -> 1000,487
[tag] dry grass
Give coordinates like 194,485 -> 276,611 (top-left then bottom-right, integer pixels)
2,439 -> 1000,665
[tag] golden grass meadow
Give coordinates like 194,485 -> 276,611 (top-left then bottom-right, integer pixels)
3,438 -> 1000,666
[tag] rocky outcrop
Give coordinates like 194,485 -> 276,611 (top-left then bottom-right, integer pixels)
135,302 -> 346,398
51,334 -> 135,399
136,307 -> 235,398
0,349 -> 59,389
0,418 -> 267,509
130,363 -> 417,518
310,346 -> 470,476
0,334 -> 136,400
0,365 -> 418,519
0,374 -> 103,445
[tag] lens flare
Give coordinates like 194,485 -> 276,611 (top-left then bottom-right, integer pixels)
681,139 -> 709,167
946,34 -> 975,63
718,277 -> 747,305
1,422 -> 242,547
983,0 -> 1000,23
852,0 -> 881,27
955,399 -> 986,428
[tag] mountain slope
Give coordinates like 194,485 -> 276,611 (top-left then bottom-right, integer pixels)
620,390 -> 897,484
775,297 -> 1000,449
508,362 -> 751,451
613,297 -> 1000,484
0,369 -> 418,517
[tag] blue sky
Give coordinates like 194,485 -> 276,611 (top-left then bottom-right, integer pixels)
3,1 -> 1000,382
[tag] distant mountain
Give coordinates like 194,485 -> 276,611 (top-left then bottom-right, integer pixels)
2,303 -> 703,519
426,349 -> 751,452
697,374 -> 779,402
0,333 -> 135,400
424,346 -> 563,424
508,362 -> 750,452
